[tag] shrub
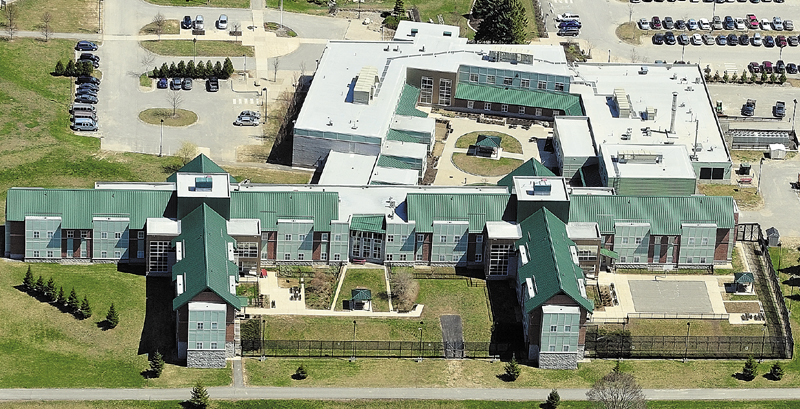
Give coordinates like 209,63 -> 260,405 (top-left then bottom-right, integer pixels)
295,364 -> 308,380
53,60 -> 65,76
770,361 -> 784,381
177,60 -> 186,77
160,62 -> 170,77
384,15 -> 400,30
741,356 -> 758,381
722,72 -> 729,83
186,60 -> 196,79
65,60 -> 76,77
106,302 -> 120,328
196,61 -> 206,78
45,278 -> 56,301
613,360 -> 622,373
223,57 -> 234,79
188,382 -> 209,408
779,73 -> 787,84
544,388 -> 561,409
56,286 -> 65,305
150,351 -> 165,378
67,287 -> 80,312
504,356 -> 521,381
712,71 -> 721,82
769,72 -> 777,84
152,66 -> 161,78
390,271 -> 419,311
169,62 -> 177,77
34,275 -> 45,294
80,295 -> 92,319
23,266 -> 33,291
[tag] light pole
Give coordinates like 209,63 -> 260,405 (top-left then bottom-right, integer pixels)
358,0 -> 361,20
243,54 -> 247,78
608,49 -> 611,63
263,87 -> 268,118
280,0 -> 284,28
260,317 -> 265,360
351,320 -> 357,362
417,321 -> 424,362
759,323 -> 767,363
193,37 -> 197,64
792,99 -> 797,133
159,119 -> 164,157
683,322 -> 690,363
98,0 -> 101,34
681,44 -> 685,62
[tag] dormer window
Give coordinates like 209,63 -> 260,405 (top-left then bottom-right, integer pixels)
193,176 -> 213,192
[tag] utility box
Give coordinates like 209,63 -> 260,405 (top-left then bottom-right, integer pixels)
769,144 -> 787,160
766,227 -> 780,247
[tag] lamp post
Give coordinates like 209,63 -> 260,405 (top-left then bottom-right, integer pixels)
260,317 -> 265,360
417,321 -> 424,362
263,87 -> 268,118
159,119 -> 164,157
193,37 -> 197,64
683,322 -> 690,363
608,49 -> 611,63
351,320 -> 357,362
792,99 -> 797,134
243,54 -> 247,78
358,0 -> 361,20
98,0 -> 101,34
759,323 -> 767,363
681,44 -> 686,62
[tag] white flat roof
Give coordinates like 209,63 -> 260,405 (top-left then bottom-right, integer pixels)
226,219 -> 260,236
147,218 -> 180,235
382,140 -> 428,159
391,115 -> 436,134
393,21 -> 465,42
513,176 -> 569,202
175,173 -> 230,198
370,166 -> 419,185
600,144 -> 696,180
542,305 -> 580,314
486,221 -> 522,240
318,151 -> 376,186
555,116 -> 596,157
567,222 -> 600,239
571,63 -> 730,166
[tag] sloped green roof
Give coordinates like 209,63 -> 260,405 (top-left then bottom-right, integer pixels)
734,272 -> 755,284
386,128 -> 430,145
455,83 -> 584,116
351,288 -> 372,301
167,154 -> 237,183
172,204 -> 241,311
350,214 -> 385,233
516,208 -> 593,314
600,248 -> 619,259
377,155 -> 422,170
475,135 -> 501,148
406,192 -> 510,233
229,191 -> 338,231
497,158 -> 555,191
5,188 -> 174,229
395,84 -> 428,118
568,195 -> 735,236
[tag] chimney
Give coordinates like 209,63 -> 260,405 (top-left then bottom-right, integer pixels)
669,92 -> 678,134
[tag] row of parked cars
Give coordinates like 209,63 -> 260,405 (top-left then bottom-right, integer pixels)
71,42 -> 101,132
555,13 -> 581,36
181,14 -> 228,31
233,110 -> 261,126
653,31 -> 800,47
740,99 -> 785,118
639,15 -> 793,31
747,60 -> 798,74
157,76 -> 219,92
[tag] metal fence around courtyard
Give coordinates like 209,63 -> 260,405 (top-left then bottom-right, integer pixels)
241,339 -> 523,359
584,331 -> 791,359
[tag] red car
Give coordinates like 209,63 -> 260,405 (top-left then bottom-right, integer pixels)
777,35 -> 788,47
748,62 -> 761,73
651,16 -> 662,29
762,61 -> 773,74
747,14 -> 759,29
351,257 -> 367,265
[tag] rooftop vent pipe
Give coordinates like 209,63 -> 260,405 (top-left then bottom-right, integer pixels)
669,92 -> 678,134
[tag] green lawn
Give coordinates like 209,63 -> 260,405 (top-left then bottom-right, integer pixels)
452,153 -> 524,177
140,19 -> 181,36
0,261 -> 230,388
140,40 -> 254,57
698,184 -> 761,209
336,268 -> 389,312
454,131 -> 523,154
600,318 -> 767,337
14,0 -> 98,33
143,0 -> 250,7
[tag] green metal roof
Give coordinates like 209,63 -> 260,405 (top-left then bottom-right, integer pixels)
5,188 -> 174,229
172,204 -> 242,311
568,195 -> 735,236
166,154 -> 237,183
497,158 -> 555,191
395,84 -> 428,118
600,248 -> 619,259
406,192 -> 510,233
229,191 -> 338,231
516,208 -> 593,314
386,128 -> 429,145
351,288 -> 372,301
376,155 -> 422,170
455,82 -> 584,116
475,135 -> 501,148
350,214 -> 385,233
734,272 -> 755,284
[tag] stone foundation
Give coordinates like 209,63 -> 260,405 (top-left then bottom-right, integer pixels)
538,352 -> 578,370
226,342 -> 235,358
187,350 -> 226,368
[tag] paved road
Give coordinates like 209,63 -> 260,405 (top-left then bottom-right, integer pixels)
3,386 -> 800,401
740,156 -> 800,236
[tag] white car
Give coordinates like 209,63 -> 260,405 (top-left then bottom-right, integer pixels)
761,19 -> 772,29
752,32 -> 762,46
638,18 -> 651,30
194,15 -> 204,30
773,17 -> 784,31
785,20 -> 794,31
735,18 -> 745,30
691,33 -> 703,44
217,14 -> 228,30
688,19 -> 698,30
698,18 -> 711,30
556,13 -> 580,22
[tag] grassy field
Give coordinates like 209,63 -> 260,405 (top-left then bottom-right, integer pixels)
14,0 -> 98,33
335,268 -> 389,312
698,184 -> 761,209
731,150 -> 767,163
140,20 -> 181,36
140,40 -> 255,57
454,131 -> 523,154
600,318 -> 767,337
143,0 -> 250,7
452,153 -> 523,177
139,108 -> 199,126
0,260 -> 230,388
615,22 -> 642,46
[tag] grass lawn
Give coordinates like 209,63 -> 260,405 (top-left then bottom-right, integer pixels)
600,318 -> 767,337
140,40 -> 254,57
14,0 -> 98,33
139,108 -> 199,126
224,166 -> 311,184
2,402 -> 800,409
140,73 -> 153,87
452,153 -> 523,177
454,131 -> 523,154
731,150 -> 766,163
335,268 -> 389,312
143,0 -> 250,7
140,19 -> 181,35
615,22 -> 642,46
698,184 -> 761,209
0,260 -> 230,388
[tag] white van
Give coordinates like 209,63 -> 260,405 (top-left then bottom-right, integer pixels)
556,13 -> 580,22
71,110 -> 97,120
71,103 -> 96,114
71,117 -> 98,131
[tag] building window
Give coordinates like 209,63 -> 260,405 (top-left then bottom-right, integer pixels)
138,231 -> 145,239
620,256 -> 627,262
81,250 -> 87,258
137,251 -> 144,259
299,234 -> 307,242
236,242 -> 259,258
469,73 -> 478,82
563,345 -> 570,352
101,251 -> 107,258
438,255 -> 446,261
401,235 -> 408,242
386,254 -> 393,261
535,108 -> 542,116
452,255 -> 459,262
417,234 -> 425,242
416,253 -> 423,261
33,231 -> 39,238
284,234 -> 292,241
420,76 -> 433,104
334,234 -> 342,241
467,100 -> 474,109
501,104 -> 508,113
549,345 -> 556,352
621,237 -> 629,244
565,325 -> 571,332
537,80 -> 547,90
284,253 -> 291,260
81,230 -> 88,239
387,235 -> 394,243
688,238 -> 695,245
484,102 -> 491,111
333,253 -> 341,261
453,235 -> 460,243
634,256 -> 640,263
101,232 -> 108,239
700,257 -> 707,263
555,82 -> 565,91
520,79 -> 530,88
114,251 -> 120,258
552,111 -> 560,116
687,257 -> 694,263
114,232 -> 121,239
65,230 -> 74,238
503,77 -> 512,85
476,235 -> 483,243
701,237 -> 709,245
149,241 -> 170,272
475,253 -> 483,262
439,79 -> 452,106
197,322 -> 204,330
440,235 -> 447,243
635,238 -> 642,245
196,342 -> 203,350
33,250 -> 40,257
518,106 -> 525,114
399,254 -> 407,261
47,231 -> 54,239
298,253 -> 304,260
488,244 -> 513,275
321,252 -> 328,261
47,250 -> 54,258
211,342 -> 218,349
550,325 -> 557,332
321,233 -> 329,241
486,75 -> 496,84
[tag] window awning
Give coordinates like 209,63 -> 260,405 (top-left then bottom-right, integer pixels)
600,248 -> 619,259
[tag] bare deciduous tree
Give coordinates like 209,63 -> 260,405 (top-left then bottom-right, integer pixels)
586,371 -> 647,409
40,12 -> 52,42
140,51 -> 156,73
5,3 -> 18,41
152,12 -> 166,40
299,61 -> 306,78
231,22 -> 241,42
272,57 -> 280,82
175,141 -> 198,165
166,90 -> 184,117
629,47 -> 640,63
390,271 -> 419,311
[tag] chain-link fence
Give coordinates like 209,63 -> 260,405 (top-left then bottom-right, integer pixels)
241,339 -> 523,359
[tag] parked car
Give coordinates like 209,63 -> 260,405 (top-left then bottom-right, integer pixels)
711,16 -> 722,30
676,19 -> 687,30
774,101 -> 786,118
157,77 -> 168,89
79,53 -> 100,64
747,14 -> 759,29
194,15 -> 204,30
739,34 -> 749,46
741,99 -> 756,116
665,31 -> 676,45
653,33 -> 665,45
77,83 -> 99,92
724,16 -> 735,30
555,13 -> 580,22
716,34 -> 727,45
76,89 -> 98,98
699,18 -> 711,30
691,33 -> 703,45
217,14 -> 228,30
785,20 -> 794,31
773,17 -> 784,31
181,16 -> 193,29
748,61 -> 762,73
788,36 -> 799,46
76,76 -> 100,85
735,18 -> 746,30
752,32 -> 762,46
764,35 -> 775,47
678,33 -> 690,45
170,77 -> 182,90
761,18 -> 772,30
651,16 -> 662,29
74,94 -> 98,104
727,33 -> 739,45
664,17 -> 675,29
787,63 -> 798,74
763,60 -> 773,73
703,33 -> 715,44
75,41 -> 98,51
239,110 -> 261,119
639,18 -> 651,30
777,35 -> 788,47
688,19 -> 698,30
234,116 -> 259,126
206,77 -> 219,92
557,28 -> 580,36
776,60 -> 786,73
558,21 -> 581,29
182,78 -> 193,90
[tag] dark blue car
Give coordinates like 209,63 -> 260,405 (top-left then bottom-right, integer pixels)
157,78 -> 168,89
558,21 -> 582,29
75,41 -> 98,51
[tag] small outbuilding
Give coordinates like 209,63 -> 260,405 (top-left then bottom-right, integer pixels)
766,227 -> 780,247
347,288 -> 372,311
469,135 -> 502,159
733,272 -> 755,294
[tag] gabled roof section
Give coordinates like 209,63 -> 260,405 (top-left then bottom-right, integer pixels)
516,208 -> 593,313
5,188 -> 174,229
395,84 -> 428,118
229,191 -> 339,231
734,272 -> 755,284
351,288 -> 372,301
167,154 -> 237,183
172,204 -> 241,310
350,214 -> 386,233
568,195 -> 736,236
497,158 -> 555,191
475,135 -> 501,148
406,192 -> 510,233
455,83 -> 584,116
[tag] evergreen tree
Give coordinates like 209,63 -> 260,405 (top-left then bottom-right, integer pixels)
612,360 -> 622,373
214,61 -> 223,77
779,72 -> 787,84
169,62 -> 178,77
761,70 -> 768,83
80,295 -> 92,319
770,72 -> 777,83
474,0 -> 527,44
65,60 -> 76,77
54,60 -> 65,76
504,356 -> 521,381
35,275 -> 45,294
106,302 -> 119,328
23,266 -> 34,290
741,356 -> 758,381
206,60 -> 214,77
186,60 -> 196,79
544,388 -> 561,409
189,382 -> 210,408
177,60 -> 186,77
722,72 -> 729,83
150,350 -> 165,378
196,61 -> 206,78
45,278 -> 56,301
78,61 -> 93,77
739,69 -> 747,84
160,62 -> 170,78
56,286 -> 65,305
222,57 -> 234,79
393,0 -> 405,17
472,0 -> 495,19
67,287 -> 80,312
770,361 -> 784,380
152,66 -> 161,78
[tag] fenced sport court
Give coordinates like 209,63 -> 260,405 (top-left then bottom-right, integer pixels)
629,280 -> 714,314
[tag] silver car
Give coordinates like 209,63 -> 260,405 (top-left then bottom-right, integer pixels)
194,15 -> 204,30
217,14 -> 228,30
234,116 -> 260,126
239,110 -> 261,119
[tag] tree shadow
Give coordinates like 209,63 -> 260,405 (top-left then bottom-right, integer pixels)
495,373 -> 516,382
762,372 -> 781,381
291,373 -> 308,381
731,372 -> 754,382
116,263 -> 148,276
96,320 -> 114,331
486,281 -> 525,360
